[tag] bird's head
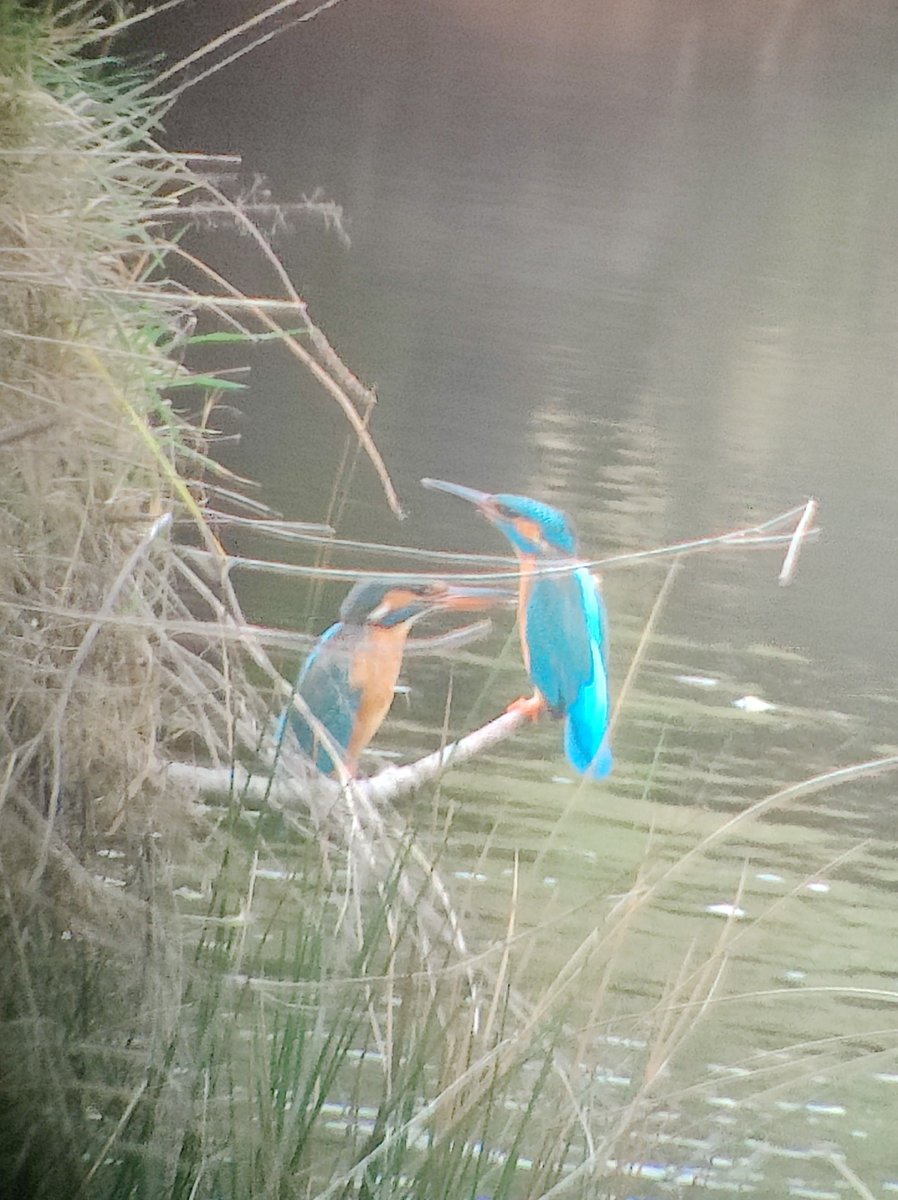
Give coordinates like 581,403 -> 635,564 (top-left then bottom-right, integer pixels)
422,478 -> 577,558
340,578 -> 509,629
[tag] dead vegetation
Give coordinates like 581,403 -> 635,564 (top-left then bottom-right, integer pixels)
1,7 -> 884,1200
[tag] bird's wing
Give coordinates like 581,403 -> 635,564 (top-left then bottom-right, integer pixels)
525,569 -> 594,711
288,623 -> 360,772
585,569 -> 610,675
563,567 -> 612,777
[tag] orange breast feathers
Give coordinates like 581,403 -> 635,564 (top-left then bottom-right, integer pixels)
516,554 -> 535,674
346,624 -> 409,765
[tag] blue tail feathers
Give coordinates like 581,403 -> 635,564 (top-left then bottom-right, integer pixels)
564,681 -> 612,778
560,567 -> 612,778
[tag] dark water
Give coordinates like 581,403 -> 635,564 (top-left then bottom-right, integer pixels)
147,2 -> 898,1193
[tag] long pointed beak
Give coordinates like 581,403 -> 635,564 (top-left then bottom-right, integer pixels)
421,478 -> 493,510
378,584 -> 515,628
437,584 -> 516,612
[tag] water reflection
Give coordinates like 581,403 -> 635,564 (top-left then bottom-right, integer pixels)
147,0 -> 898,1193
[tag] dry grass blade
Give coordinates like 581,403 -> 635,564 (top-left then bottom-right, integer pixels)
2,9 -> 874,1200
0,6 -> 416,1193
778,495 -> 818,584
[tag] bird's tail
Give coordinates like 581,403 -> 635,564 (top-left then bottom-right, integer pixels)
563,655 -> 612,779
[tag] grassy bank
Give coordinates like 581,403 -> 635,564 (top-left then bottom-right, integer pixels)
0,6 -> 612,1196
2,6 -> 886,1200
0,4 -> 249,1192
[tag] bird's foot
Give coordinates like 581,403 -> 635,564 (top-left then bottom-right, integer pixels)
505,693 -> 546,722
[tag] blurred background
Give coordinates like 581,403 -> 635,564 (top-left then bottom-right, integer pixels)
142,2 -> 898,1193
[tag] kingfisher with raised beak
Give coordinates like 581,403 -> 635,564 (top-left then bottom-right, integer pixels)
422,480 -> 612,778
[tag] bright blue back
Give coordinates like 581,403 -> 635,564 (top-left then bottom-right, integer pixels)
282,622 -> 360,774
525,565 -> 612,778
525,569 -> 594,711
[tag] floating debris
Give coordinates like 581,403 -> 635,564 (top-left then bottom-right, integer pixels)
705,903 -> 747,919
173,886 -> 206,900
732,695 -> 776,713
674,673 -> 719,689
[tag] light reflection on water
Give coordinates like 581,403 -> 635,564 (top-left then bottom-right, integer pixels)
149,0 -> 898,1192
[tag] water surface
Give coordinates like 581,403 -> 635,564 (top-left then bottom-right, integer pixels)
151,2 -> 898,1193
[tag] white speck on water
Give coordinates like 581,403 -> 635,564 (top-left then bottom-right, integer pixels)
675,674 -> 719,689
707,1062 -> 752,1077
173,886 -> 206,900
805,881 -> 830,893
598,1033 -> 648,1050
732,695 -> 776,712
705,903 -> 746,919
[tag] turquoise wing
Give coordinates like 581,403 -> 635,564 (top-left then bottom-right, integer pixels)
563,569 -> 612,778
284,622 -> 361,774
525,569 -> 594,712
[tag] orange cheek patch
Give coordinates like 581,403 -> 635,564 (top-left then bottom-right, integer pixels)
516,519 -> 542,545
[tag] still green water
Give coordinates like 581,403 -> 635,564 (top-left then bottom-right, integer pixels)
151,1 -> 898,1193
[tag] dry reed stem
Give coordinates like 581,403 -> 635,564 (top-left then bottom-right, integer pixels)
778,495 -> 817,585
0,8 -> 424,1189
198,502 -> 819,586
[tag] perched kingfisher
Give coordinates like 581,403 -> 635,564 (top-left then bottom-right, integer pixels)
282,578 -> 506,777
422,479 -> 612,779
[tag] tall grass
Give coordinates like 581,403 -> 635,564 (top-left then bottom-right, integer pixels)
0,5 -> 581,1194
0,4 -> 276,1192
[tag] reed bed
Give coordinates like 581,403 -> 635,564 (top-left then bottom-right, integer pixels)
0,5 -> 590,1193
0,5 -> 889,1200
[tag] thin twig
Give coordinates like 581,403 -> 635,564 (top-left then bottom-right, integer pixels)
145,0 -> 347,95
190,502 -> 819,585
778,496 -> 818,585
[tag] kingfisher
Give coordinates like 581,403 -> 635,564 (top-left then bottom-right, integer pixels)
282,578 -> 506,777
422,479 -> 612,779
